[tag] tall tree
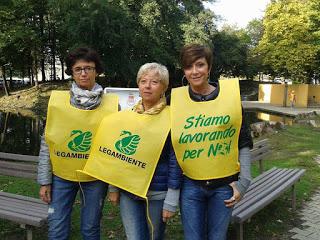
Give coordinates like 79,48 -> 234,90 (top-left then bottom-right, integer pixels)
245,19 -> 265,80
211,26 -> 250,80
258,0 -> 319,83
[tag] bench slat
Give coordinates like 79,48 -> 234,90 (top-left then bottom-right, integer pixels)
242,167 -> 280,193
234,168 -> 296,209
0,169 -> 37,179
0,192 -> 44,204
0,200 -> 48,218
233,171 -> 293,214
0,153 -> 38,180
0,208 -> 46,227
233,171 -> 304,223
251,139 -> 269,148
0,152 -> 38,162
0,196 -> 48,212
0,199 -> 48,217
0,160 -> 37,171
232,168 -> 305,222
238,168 -> 292,202
251,151 -> 270,163
251,144 -> 270,158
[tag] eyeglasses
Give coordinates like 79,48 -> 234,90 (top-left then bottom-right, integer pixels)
72,66 -> 96,75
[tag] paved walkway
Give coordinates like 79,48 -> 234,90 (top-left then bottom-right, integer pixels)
289,190 -> 320,240
289,156 -> 320,240
242,101 -> 320,117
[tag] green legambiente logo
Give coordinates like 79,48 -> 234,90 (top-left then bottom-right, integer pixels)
67,130 -> 92,152
115,130 -> 141,155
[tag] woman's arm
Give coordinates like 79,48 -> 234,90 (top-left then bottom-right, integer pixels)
235,146 -> 252,196
38,135 -> 53,203
37,135 -> 52,185
163,136 -> 183,221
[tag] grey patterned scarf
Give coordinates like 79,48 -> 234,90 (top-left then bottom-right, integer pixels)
69,82 -> 104,110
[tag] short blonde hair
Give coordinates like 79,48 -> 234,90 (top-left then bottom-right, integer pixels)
136,63 -> 169,91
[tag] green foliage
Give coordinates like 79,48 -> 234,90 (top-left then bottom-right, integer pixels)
257,0 -> 320,82
0,0 -> 48,82
182,10 -> 216,46
6,0 -> 320,85
212,27 -> 251,80
1,0 -> 268,86
246,18 -> 264,48
45,0 -> 207,86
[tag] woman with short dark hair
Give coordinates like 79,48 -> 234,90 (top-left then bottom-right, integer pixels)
170,44 -> 253,240
38,47 -> 118,239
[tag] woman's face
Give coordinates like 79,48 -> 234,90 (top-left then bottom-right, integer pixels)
138,70 -> 165,107
184,57 -> 210,89
72,60 -> 97,90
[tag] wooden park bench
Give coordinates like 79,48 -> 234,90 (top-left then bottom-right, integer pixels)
0,152 -> 48,240
231,139 -> 305,240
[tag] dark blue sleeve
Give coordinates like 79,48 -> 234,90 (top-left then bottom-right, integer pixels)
238,107 -> 253,149
167,134 -> 183,189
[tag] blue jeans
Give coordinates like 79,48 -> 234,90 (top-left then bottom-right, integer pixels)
180,177 -> 233,240
48,175 -> 108,240
120,192 -> 166,240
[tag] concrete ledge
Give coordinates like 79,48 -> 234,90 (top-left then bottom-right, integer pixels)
242,101 -> 320,117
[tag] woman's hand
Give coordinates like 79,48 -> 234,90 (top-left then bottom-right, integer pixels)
224,181 -> 241,208
162,209 -> 175,223
108,192 -> 120,206
39,185 -> 51,203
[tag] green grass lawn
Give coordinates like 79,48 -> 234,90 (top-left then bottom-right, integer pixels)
1,123 -> 320,239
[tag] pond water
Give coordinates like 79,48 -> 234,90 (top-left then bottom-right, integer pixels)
0,111 -> 44,155
244,110 -> 294,126
0,110 -> 294,155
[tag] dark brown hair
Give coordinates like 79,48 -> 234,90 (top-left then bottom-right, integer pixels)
180,44 -> 213,70
65,47 -> 104,76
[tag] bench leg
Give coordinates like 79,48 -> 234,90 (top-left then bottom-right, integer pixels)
26,228 -> 33,240
259,160 -> 264,173
20,224 -> 33,240
237,223 -> 244,240
292,184 -> 296,211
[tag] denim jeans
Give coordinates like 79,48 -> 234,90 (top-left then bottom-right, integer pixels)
180,177 -> 233,240
48,175 -> 108,240
120,192 -> 166,240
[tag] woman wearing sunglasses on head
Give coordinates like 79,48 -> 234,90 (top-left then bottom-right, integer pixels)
170,44 -> 253,240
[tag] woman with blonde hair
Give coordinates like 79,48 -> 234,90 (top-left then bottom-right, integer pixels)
118,63 -> 182,240
82,62 -> 182,240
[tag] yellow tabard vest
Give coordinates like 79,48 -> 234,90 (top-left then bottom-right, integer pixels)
79,107 -> 170,198
45,91 -> 118,182
171,80 -> 242,180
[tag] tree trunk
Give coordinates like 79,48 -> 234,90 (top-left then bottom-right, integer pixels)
0,112 -> 10,145
33,57 -> 39,88
40,9 -> 46,82
1,66 -> 10,96
60,58 -> 65,80
31,117 -> 41,155
30,67 -> 34,86
41,58 -> 46,82
9,68 -> 13,89
52,26 -> 56,81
